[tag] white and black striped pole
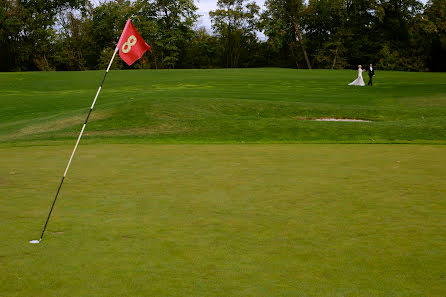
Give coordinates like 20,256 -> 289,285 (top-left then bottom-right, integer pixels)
29,47 -> 119,244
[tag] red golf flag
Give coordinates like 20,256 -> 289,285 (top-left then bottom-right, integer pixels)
117,19 -> 151,66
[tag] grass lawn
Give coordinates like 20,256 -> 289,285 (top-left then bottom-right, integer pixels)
1,68 -> 445,144
1,144 -> 445,297
1,69 -> 446,296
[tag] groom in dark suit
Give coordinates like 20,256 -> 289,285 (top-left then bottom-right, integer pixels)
367,64 -> 375,86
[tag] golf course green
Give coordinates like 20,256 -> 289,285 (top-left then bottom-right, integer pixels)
1,69 -> 445,296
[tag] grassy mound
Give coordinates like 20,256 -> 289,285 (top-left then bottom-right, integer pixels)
1,68 -> 445,144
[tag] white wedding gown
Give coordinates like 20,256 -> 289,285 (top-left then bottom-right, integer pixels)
349,69 -> 365,86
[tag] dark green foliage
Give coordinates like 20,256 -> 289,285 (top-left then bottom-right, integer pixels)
133,0 -> 198,69
181,27 -> 221,68
423,0 -> 446,71
209,0 -> 261,68
1,0 -> 445,71
0,0 -> 86,71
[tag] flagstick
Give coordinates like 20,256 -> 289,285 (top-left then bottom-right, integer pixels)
30,47 -> 119,244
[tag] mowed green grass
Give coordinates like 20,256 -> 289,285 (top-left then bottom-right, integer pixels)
1,144 -> 445,296
1,69 -> 446,296
1,68 -> 446,144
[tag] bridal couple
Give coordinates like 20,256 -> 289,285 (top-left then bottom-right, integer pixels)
349,64 -> 375,86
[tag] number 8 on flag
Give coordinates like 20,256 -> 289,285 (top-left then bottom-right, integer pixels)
117,19 -> 151,66
122,35 -> 137,53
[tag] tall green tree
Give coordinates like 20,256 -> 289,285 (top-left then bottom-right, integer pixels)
134,0 -> 198,69
375,0 -> 424,70
181,27 -> 220,68
303,0 -> 349,69
305,0 -> 379,69
423,0 -> 446,71
261,0 -> 311,69
0,0 -> 26,70
376,0 -> 423,47
0,0 -> 86,71
89,0 -> 134,69
53,4 -> 95,70
210,0 -> 260,68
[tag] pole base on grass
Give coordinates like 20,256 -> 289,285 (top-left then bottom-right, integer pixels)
29,240 -> 41,244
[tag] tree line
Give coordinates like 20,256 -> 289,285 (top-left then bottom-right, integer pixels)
1,0 -> 445,72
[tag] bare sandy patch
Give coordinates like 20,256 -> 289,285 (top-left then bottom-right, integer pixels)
312,118 -> 372,122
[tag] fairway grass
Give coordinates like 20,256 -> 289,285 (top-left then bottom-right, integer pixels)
1,144 -> 445,297
1,69 -> 445,295
1,69 -> 446,144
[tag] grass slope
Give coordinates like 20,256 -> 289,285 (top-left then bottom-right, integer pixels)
1,68 -> 446,144
1,144 -> 445,296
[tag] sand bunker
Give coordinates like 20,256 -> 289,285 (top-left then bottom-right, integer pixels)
312,118 -> 371,122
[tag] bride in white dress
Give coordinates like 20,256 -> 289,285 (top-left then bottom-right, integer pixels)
349,65 -> 366,86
